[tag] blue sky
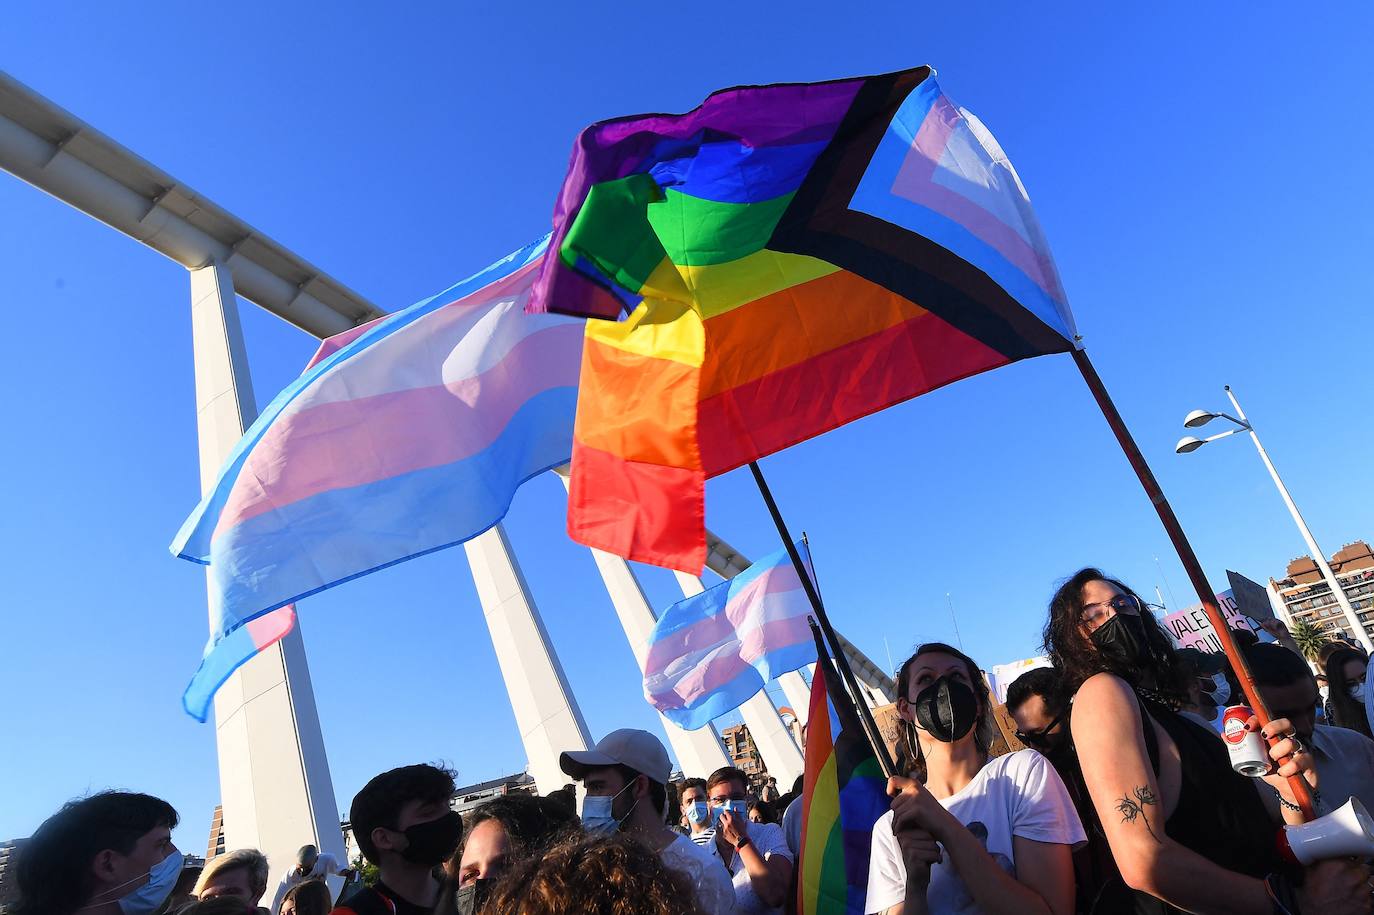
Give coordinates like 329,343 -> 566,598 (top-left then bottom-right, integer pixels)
3,3 -> 1372,850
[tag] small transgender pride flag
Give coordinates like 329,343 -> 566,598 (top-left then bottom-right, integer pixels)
173,237 -> 582,720
644,541 -> 816,730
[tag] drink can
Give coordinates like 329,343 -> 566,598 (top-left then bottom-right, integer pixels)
1222,705 -> 1272,777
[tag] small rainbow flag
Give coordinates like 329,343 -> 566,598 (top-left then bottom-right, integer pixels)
797,626 -> 890,915
530,66 -> 1078,572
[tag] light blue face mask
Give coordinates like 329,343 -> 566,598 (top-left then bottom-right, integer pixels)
580,780 -> 637,836
685,801 -> 710,826
84,849 -> 182,915
1209,673 -> 1232,708
712,799 -> 748,827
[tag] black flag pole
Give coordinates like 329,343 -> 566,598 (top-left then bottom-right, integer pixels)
748,460 -> 896,778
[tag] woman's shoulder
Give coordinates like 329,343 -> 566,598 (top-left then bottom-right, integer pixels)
1072,670 -> 1137,711
984,748 -> 1050,779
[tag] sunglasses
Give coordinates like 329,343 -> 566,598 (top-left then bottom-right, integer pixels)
1079,593 -> 1141,629
1015,712 -> 1066,750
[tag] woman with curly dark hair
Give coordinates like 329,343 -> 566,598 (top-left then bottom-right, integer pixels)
1043,567 -> 1366,914
1322,646 -> 1372,737
445,794 -> 579,912
484,833 -> 698,915
868,641 -> 1084,914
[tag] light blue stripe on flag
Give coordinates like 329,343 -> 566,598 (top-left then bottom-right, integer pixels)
171,237 -> 582,721
644,540 -> 816,729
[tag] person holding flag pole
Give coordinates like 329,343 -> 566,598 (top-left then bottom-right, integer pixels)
868,642 -> 1084,914
524,61 -> 1348,907
1044,568 -> 1370,914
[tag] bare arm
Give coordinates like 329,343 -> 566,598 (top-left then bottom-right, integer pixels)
1072,673 -> 1274,912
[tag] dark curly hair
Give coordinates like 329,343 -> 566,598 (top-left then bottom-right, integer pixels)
892,642 -> 997,782
1041,567 -> 1187,702
485,833 -> 698,915
447,794 -> 580,881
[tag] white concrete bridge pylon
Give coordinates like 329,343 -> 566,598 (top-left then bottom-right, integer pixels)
462,524 -> 592,794
190,263 -> 346,896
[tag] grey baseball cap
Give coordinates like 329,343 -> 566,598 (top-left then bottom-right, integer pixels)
560,728 -> 671,784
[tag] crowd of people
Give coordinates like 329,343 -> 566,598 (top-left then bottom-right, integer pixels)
12,568 -> 1374,914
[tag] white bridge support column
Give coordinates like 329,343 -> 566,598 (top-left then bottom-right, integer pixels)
582,548 -> 732,777
190,263 -> 345,895
777,672 -> 813,731
673,572 -> 805,787
464,524 -> 592,794
555,473 -> 729,777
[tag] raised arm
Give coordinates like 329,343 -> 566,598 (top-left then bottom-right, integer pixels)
718,811 -> 791,908
1071,673 -> 1352,913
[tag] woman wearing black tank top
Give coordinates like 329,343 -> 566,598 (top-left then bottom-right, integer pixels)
1044,568 -> 1371,915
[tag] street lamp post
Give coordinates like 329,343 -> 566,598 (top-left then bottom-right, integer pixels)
1175,386 -> 1373,652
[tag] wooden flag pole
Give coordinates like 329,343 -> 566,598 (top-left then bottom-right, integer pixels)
748,460 -> 897,778
1072,348 -> 1315,820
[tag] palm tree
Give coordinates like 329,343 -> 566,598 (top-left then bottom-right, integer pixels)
1290,618 -> 1330,663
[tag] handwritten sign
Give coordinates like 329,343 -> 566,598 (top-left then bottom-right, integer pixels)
1161,589 -> 1271,652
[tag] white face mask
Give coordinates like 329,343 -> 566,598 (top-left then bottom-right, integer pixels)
1319,685 -> 1330,702
1350,682 -> 1366,704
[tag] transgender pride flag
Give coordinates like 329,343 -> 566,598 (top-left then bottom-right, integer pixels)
172,237 -> 582,720
644,540 -> 816,729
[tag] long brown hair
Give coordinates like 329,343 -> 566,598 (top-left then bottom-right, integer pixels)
281,880 -> 332,915
893,642 -> 996,782
1042,567 -> 1188,703
1323,647 -> 1372,737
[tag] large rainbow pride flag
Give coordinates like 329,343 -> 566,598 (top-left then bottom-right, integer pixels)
528,66 -> 1079,572
797,625 -> 890,914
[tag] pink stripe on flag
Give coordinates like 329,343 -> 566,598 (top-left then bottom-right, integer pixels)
306,316 -> 387,370
212,323 -> 583,538
890,95 -> 1063,301
644,568 -> 806,673
305,260 -> 544,374
647,615 -> 813,709
245,604 -> 296,649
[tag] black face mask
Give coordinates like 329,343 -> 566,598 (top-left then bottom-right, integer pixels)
912,675 -> 979,743
456,878 -> 492,915
399,810 -> 463,866
1090,612 -> 1154,672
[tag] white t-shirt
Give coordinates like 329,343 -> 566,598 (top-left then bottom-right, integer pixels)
661,833 -> 736,915
721,822 -> 793,915
271,852 -> 343,913
865,750 -> 1085,914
